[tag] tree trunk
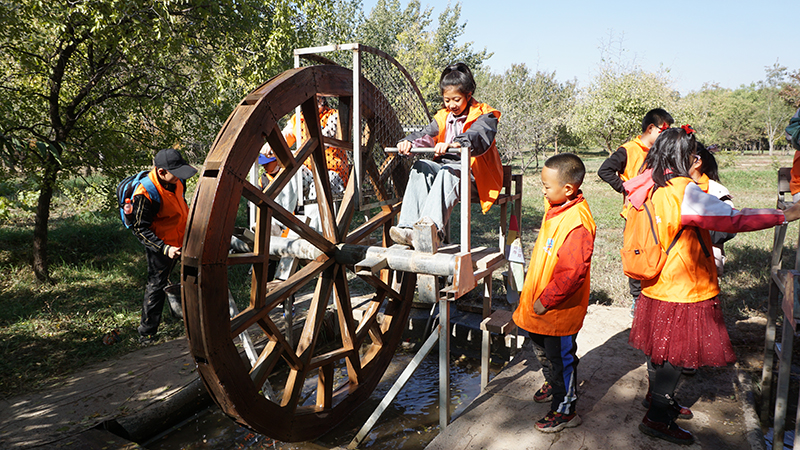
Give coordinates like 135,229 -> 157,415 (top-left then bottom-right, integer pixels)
33,154 -> 59,283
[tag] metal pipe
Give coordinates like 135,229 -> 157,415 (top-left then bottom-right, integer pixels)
267,236 -> 459,276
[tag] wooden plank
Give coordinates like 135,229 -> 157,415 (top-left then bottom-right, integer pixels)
480,309 -> 516,334
324,136 -> 354,151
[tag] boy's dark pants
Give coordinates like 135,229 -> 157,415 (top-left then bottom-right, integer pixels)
529,331 -> 579,415
138,247 -> 177,337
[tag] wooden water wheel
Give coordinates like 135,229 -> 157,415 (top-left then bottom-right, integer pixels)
180,64 -> 424,442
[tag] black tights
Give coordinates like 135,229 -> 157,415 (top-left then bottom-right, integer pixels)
646,359 -> 682,423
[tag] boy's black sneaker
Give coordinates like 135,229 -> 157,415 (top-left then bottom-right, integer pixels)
535,411 -> 581,433
534,381 -> 553,403
139,334 -> 157,346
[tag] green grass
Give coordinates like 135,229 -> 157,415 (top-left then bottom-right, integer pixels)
0,150 -> 795,398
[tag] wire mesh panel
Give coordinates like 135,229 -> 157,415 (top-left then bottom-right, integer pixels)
296,44 -> 431,211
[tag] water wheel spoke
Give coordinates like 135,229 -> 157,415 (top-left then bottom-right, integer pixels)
250,205 -> 273,309
354,291 -> 387,343
254,317 -> 304,370
264,122 -> 296,171
332,268 -> 364,384
294,265 -> 337,363
356,271 -> 403,303
299,95 -> 340,243
230,259 -> 333,336
262,136 -> 319,198
332,268 -> 357,350
249,340 -> 283,388
241,180 -> 334,254
335,165 -> 358,240
309,347 -> 353,370
316,364 -> 334,410
344,203 -> 400,245
281,368 -> 306,410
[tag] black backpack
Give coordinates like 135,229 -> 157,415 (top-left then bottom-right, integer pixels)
116,171 -> 159,228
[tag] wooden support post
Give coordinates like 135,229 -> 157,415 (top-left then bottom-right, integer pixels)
479,310 -> 516,391
774,270 -> 798,447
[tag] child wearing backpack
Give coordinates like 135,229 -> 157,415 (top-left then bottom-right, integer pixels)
623,126 -> 800,445
512,153 -> 595,434
598,109 -> 674,317
126,149 -> 197,345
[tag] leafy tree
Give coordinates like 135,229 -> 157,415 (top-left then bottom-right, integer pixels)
570,40 -> 675,153
479,64 -> 576,169
0,0 -> 334,282
758,61 -> 795,155
780,69 -> 800,108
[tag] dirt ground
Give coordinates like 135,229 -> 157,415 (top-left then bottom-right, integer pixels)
426,304 -> 765,450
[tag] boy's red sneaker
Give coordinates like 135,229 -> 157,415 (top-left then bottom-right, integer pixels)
535,411 -> 582,433
534,381 -> 553,403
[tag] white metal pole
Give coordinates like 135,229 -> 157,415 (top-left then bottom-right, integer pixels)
352,45 -> 362,209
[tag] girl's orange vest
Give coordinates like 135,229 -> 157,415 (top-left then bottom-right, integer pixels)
513,198 -> 596,336
134,169 -> 189,248
433,100 -> 503,213
641,177 -> 719,303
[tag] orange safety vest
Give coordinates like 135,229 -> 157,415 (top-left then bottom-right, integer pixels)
620,136 -> 649,182
285,108 -> 350,185
513,197 -> 596,336
791,151 -> 800,195
433,99 -> 503,214
640,177 -> 719,302
619,136 -> 649,218
134,169 -> 189,248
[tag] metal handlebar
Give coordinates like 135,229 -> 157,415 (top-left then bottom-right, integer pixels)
384,147 -> 462,154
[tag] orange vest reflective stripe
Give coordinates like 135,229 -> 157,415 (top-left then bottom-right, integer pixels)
285,109 -> 350,185
134,169 -> 189,248
434,100 -> 503,213
513,198 -> 596,336
641,177 -> 719,302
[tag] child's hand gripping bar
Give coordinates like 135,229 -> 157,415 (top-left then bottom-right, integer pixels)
384,147 -> 461,154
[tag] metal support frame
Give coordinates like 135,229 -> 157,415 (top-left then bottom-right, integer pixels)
347,328 -> 440,449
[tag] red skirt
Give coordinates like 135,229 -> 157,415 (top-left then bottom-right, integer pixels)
629,294 -> 736,368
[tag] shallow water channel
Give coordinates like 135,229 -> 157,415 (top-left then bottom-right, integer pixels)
145,349 -> 497,450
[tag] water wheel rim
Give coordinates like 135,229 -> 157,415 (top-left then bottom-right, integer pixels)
182,65 -> 415,442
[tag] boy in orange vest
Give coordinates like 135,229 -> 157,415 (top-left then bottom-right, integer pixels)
597,108 -> 673,317
129,149 -> 197,345
512,153 -> 596,433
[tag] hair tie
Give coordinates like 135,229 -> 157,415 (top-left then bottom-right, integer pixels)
681,124 -> 695,135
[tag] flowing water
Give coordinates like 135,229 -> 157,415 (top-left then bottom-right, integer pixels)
145,351 -> 495,450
